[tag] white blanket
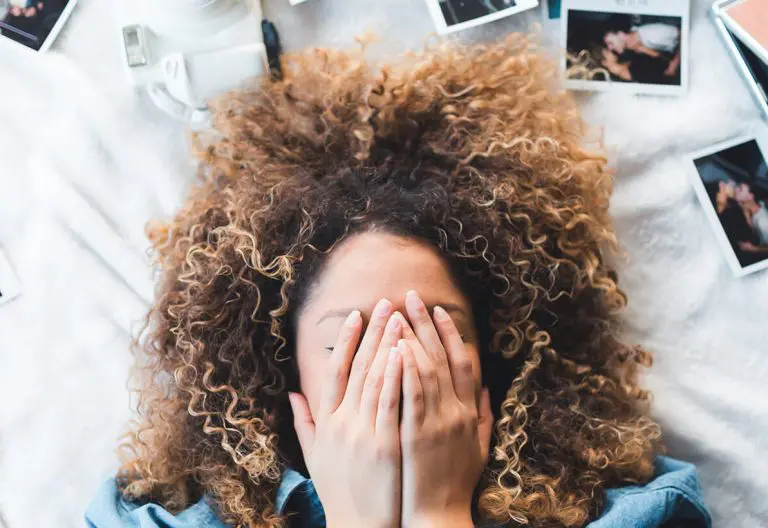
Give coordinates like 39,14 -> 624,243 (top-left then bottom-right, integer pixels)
0,1 -> 765,527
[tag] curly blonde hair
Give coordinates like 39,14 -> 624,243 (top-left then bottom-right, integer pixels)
118,34 -> 662,527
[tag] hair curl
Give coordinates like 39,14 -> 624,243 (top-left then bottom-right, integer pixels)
118,34 -> 662,528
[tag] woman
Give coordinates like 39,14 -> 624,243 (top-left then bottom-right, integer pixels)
87,37 -> 709,527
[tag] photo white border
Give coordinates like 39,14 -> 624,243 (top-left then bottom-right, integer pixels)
687,133 -> 768,278
561,0 -> 690,96
711,9 -> 768,121
0,0 -> 79,53
717,0 -> 768,67
424,0 -> 539,35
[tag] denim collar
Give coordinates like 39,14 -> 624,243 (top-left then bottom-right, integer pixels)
275,467 -> 314,515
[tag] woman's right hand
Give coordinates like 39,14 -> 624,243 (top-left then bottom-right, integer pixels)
397,291 -> 493,528
288,298 -> 404,528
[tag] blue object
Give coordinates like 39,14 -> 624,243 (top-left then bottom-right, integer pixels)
548,0 -> 561,19
85,456 -> 710,528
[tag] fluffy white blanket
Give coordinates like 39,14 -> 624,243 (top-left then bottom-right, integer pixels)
0,1 -> 765,527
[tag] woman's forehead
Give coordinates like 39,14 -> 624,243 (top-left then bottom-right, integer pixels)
303,232 -> 470,319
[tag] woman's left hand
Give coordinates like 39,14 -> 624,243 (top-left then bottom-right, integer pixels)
396,291 -> 493,528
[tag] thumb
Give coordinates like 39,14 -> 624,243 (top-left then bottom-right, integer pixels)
289,392 -> 316,460
477,387 -> 493,464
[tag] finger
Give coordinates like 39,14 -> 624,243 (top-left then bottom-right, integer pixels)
477,388 -> 493,465
360,315 -> 402,422
400,340 -> 425,427
375,346 -> 403,434
319,310 -> 363,419
395,314 -> 441,414
433,305 -> 475,406
289,392 -> 316,461
363,312 -> 404,402
404,290 -> 453,393
344,298 -> 394,406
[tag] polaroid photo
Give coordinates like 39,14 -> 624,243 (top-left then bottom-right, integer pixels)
424,0 -> 539,35
0,0 -> 78,52
716,0 -> 768,67
711,9 -> 768,121
562,0 -> 690,96
0,248 -> 22,306
688,134 -> 768,278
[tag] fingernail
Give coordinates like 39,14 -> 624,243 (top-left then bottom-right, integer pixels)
373,298 -> 392,318
389,346 -> 399,360
345,310 -> 361,326
433,305 -> 449,322
385,314 -> 401,332
406,290 -> 424,311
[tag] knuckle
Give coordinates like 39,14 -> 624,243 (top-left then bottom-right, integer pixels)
374,441 -> 398,461
366,369 -> 385,389
428,425 -> 448,444
456,358 -> 474,376
466,409 -> 480,429
329,361 -> 347,381
350,360 -> 369,379
379,393 -> 397,412
402,351 -> 417,369
414,309 -> 431,325
408,389 -> 424,406
448,417 -> 467,436
422,366 -> 438,383
434,351 -> 449,368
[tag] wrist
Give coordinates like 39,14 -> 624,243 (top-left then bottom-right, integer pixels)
407,508 -> 474,528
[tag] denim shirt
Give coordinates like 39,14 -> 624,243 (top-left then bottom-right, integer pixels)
85,456 -> 710,528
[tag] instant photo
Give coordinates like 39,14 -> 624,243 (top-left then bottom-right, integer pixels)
424,0 -> 539,35
718,0 -> 768,66
0,0 -> 77,52
562,0 -> 690,95
689,136 -> 768,277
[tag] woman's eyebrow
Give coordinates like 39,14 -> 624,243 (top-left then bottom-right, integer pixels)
316,302 -> 468,326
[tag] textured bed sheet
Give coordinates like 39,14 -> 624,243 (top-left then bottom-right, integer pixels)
0,1 -> 766,527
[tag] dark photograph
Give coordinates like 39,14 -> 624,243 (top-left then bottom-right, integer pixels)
0,0 -> 71,51
439,0 -> 518,26
694,139 -> 768,272
566,10 -> 683,86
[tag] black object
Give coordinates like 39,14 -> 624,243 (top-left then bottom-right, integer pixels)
262,19 -> 282,79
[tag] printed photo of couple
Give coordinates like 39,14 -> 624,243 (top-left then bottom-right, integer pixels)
694,139 -> 768,274
566,11 -> 683,87
0,0 -> 70,51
